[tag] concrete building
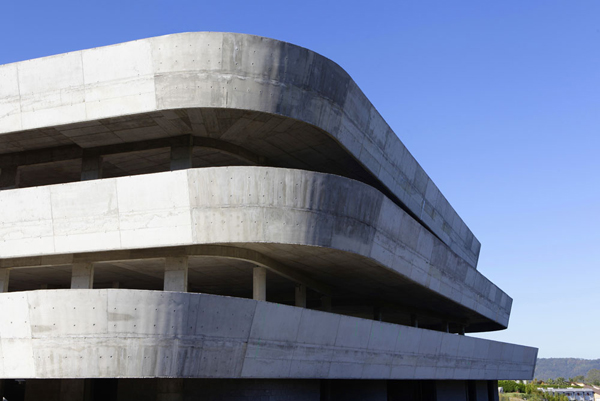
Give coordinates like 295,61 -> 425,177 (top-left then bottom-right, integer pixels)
0,32 -> 536,400
539,388 -> 595,401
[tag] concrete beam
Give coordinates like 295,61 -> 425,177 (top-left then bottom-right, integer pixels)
164,257 -> 188,292
0,135 -> 265,176
253,266 -> 266,301
0,145 -> 82,169
193,137 -> 265,166
71,263 -> 94,289
0,268 -> 9,292
295,284 -> 307,308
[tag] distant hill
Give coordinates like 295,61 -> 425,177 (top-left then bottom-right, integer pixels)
535,358 -> 600,380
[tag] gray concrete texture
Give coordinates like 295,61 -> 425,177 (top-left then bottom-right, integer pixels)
0,32 -> 481,269
0,289 -> 537,380
0,166 -> 509,330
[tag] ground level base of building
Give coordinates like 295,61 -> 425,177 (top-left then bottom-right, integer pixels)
0,378 -> 499,401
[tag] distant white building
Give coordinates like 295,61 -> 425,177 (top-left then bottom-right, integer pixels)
539,388 -> 595,401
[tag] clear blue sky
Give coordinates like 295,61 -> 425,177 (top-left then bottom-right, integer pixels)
2,0 -> 599,359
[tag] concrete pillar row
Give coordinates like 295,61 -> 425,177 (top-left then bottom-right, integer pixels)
295,283 -> 307,308
71,263 -> 94,289
0,268 -> 9,293
164,257 -> 189,292
253,266 -> 267,301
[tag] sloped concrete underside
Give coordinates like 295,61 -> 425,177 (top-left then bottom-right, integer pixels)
0,289 -> 536,380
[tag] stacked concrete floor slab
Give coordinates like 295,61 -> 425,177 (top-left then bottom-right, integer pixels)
0,32 -> 536,400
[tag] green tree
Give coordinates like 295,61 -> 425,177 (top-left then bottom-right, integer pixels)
586,369 -> 600,384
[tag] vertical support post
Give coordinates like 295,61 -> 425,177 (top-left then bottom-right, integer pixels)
443,320 -> 450,333
71,263 -> 94,289
170,135 -> 193,171
253,266 -> 267,301
410,314 -> 418,328
157,379 -> 184,401
112,281 -> 120,289
488,380 -> 500,401
0,166 -> 19,189
321,295 -> 332,312
459,325 -> 466,335
295,283 -> 307,308
164,257 -> 188,292
373,306 -> 383,322
81,152 -> 103,181
60,379 -> 85,401
0,269 -> 9,293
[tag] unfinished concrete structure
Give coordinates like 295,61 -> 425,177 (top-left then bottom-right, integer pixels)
0,32 -> 536,400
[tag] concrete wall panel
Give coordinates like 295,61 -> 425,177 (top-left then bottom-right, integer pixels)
0,290 -> 536,380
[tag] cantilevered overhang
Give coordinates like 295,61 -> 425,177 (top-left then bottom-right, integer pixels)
0,289 -> 537,380
0,167 -> 510,331
0,32 -> 480,269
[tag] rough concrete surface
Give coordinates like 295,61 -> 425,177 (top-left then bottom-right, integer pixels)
0,289 -> 536,380
0,32 -> 480,268
0,167 -> 510,329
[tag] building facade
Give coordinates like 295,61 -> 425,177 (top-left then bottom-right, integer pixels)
539,388 -> 595,401
0,32 -> 536,400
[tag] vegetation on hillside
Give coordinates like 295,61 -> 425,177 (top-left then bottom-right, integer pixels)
535,358 -> 600,381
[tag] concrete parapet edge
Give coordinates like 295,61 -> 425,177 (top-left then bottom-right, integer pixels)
0,289 -> 537,380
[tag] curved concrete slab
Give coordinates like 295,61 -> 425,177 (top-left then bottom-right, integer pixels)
0,166 -> 508,329
0,289 -> 536,380
0,32 -> 480,269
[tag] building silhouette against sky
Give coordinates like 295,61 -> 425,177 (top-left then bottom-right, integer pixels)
0,32 -> 536,401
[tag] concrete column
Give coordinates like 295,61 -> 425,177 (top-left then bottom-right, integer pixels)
0,269 -> 9,293
253,266 -> 267,301
157,379 -> 184,401
170,137 -> 193,171
71,263 -> 94,289
60,379 -> 85,401
373,306 -> 383,322
164,257 -> 188,292
81,152 -> 102,181
410,314 -> 418,328
443,321 -> 450,333
459,325 -> 466,335
488,380 -> 500,401
295,284 -> 307,308
0,166 -> 19,189
321,295 -> 332,312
